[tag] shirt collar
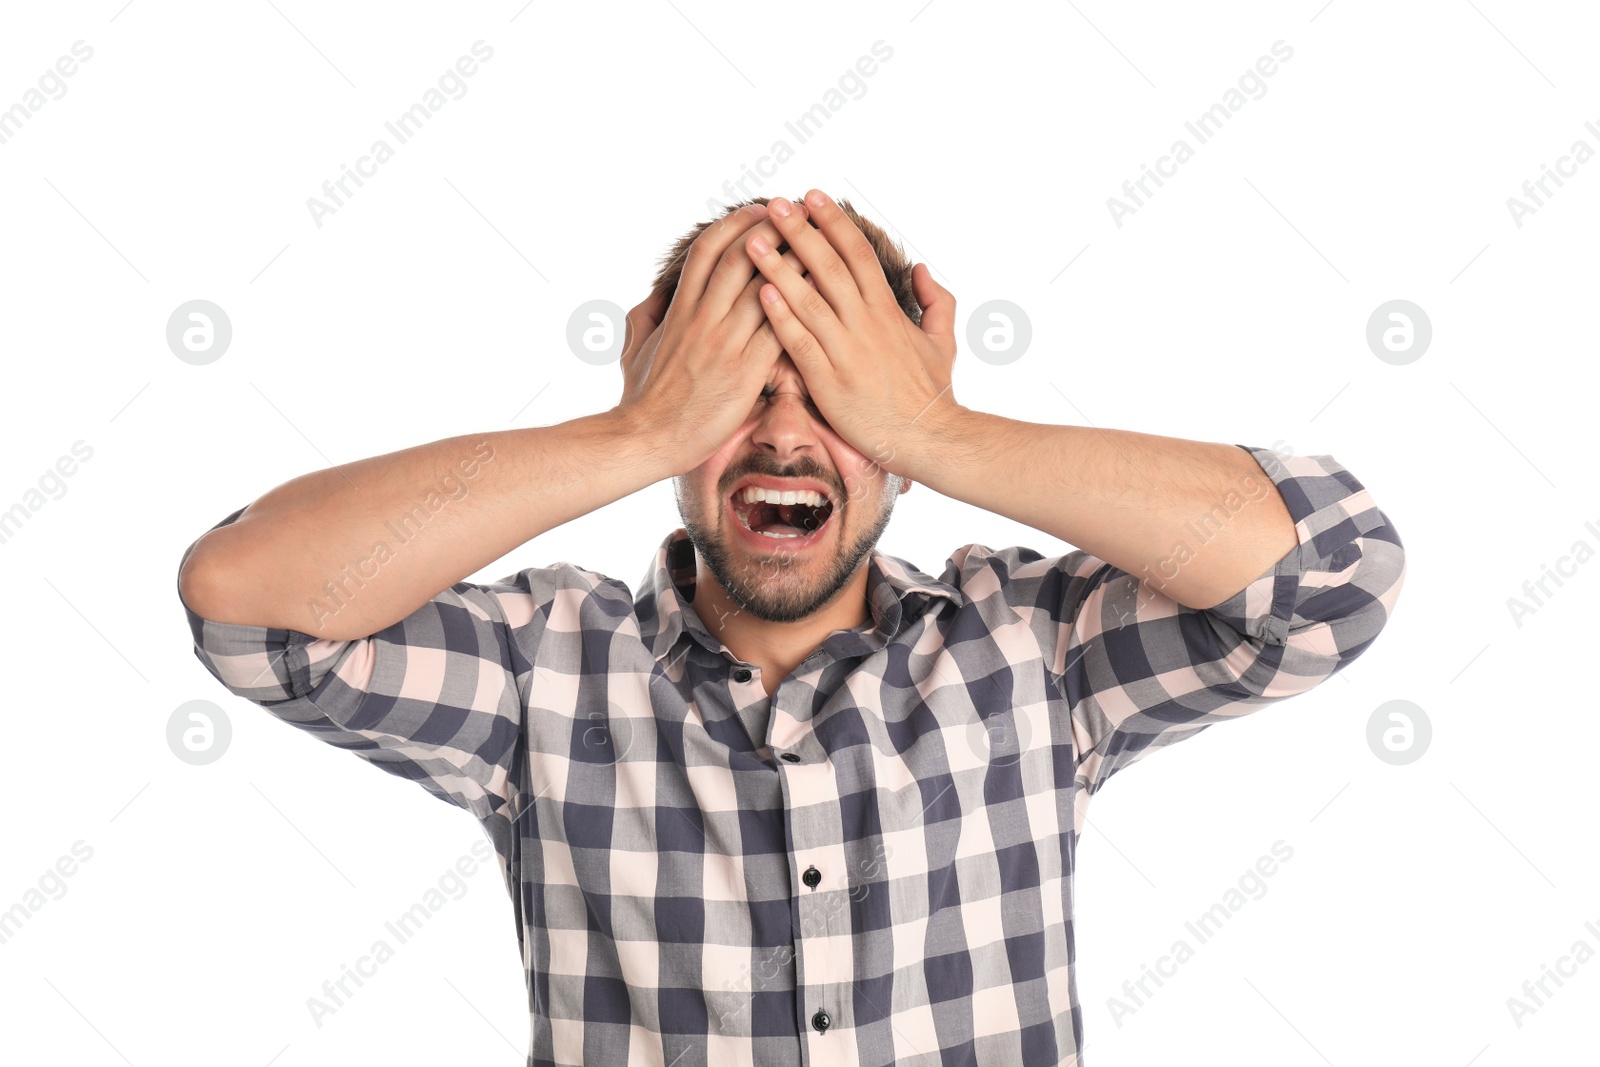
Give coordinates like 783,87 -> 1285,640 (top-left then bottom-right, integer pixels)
639,527 -> 965,664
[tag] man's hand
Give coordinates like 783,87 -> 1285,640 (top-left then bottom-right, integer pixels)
614,203 -> 810,474
742,189 -> 958,477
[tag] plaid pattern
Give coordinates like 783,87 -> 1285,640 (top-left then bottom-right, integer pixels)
179,444 -> 1404,1066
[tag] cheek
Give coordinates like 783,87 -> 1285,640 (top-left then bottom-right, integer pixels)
829,447 -> 891,508
681,468 -> 721,514
812,422 -> 869,474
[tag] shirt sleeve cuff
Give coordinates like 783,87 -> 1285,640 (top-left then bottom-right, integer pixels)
178,506 -> 324,703
1207,444 -> 1407,659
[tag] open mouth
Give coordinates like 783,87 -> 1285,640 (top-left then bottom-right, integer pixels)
728,484 -> 836,541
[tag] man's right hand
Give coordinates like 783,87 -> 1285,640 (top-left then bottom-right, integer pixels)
614,202 -> 810,474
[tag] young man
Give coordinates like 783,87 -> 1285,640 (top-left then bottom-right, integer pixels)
177,189 -> 1405,1066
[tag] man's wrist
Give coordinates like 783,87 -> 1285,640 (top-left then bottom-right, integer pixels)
602,403 -> 695,484
895,402 -> 986,490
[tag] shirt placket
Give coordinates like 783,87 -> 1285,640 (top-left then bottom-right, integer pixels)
764,661 -> 861,1066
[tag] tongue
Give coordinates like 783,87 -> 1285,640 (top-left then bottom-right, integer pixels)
754,503 -> 815,537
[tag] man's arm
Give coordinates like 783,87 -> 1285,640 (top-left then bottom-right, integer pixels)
937,443 -> 1403,796
902,413 -> 1297,610
178,412 -> 674,640
179,202 -> 812,642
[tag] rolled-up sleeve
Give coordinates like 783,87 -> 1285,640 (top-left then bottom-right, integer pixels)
177,506 -> 546,821
991,445 -> 1405,796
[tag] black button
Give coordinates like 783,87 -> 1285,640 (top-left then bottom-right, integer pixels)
781,752 -> 801,763
802,865 -> 821,889
733,668 -> 752,683
811,1008 -> 831,1033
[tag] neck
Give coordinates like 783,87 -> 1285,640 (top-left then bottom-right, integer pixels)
692,555 -> 872,693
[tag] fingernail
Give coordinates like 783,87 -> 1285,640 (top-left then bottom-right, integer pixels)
806,190 -> 826,208
769,198 -> 792,218
750,234 -> 771,254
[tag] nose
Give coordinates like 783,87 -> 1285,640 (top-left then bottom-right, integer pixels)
750,381 -> 821,463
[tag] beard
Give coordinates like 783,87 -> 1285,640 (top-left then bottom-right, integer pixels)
678,477 -> 899,624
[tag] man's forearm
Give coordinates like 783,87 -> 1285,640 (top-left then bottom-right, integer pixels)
907,407 -> 1298,611
179,408 -> 675,640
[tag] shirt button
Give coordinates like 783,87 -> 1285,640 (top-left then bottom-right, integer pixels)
780,752 -> 801,763
802,865 -> 821,889
733,668 -> 752,682
811,1008 -> 831,1033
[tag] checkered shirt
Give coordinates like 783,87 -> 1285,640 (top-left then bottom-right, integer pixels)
179,444 -> 1405,1066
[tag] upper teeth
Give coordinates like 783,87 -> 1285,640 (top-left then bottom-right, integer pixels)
740,486 -> 827,507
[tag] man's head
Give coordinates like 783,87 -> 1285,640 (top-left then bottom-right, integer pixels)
652,197 -> 921,623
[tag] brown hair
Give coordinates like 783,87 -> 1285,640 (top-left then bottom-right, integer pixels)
648,196 -> 922,327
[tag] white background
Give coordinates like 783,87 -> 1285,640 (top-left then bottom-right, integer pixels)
1,0 -> 1594,1064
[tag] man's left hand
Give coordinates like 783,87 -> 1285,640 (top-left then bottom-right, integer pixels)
744,189 -> 959,478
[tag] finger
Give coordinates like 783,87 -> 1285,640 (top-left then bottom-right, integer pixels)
724,246 -> 805,337
912,263 -> 957,350
758,281 -> 830,379
620,320 -> 662,376
796,189 -> 898,312
702,217 -> 798,321
620,289 -> 669,368
630,286 -> 669,334
746,227 -> 846,355
762,195 -> 866,323
740,315 -> 785,369
673,203 -> 769,314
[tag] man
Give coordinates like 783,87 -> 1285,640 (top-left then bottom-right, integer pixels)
177,189 -> 1405,1066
